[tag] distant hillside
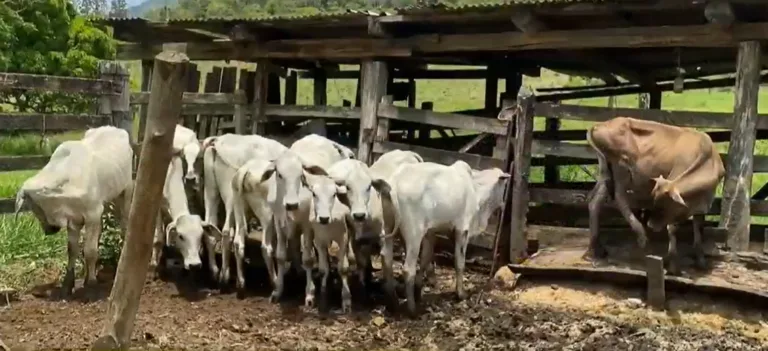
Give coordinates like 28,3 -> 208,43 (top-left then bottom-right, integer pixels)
127,0 -> 176,17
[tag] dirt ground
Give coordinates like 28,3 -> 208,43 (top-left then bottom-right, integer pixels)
2,258 -> 768,351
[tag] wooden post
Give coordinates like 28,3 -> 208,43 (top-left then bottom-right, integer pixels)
137,60 -> 152,142
373,95 -> 394,162
649,89 -> 662,109
251,60 -> 269,135
495,72 -> 522,160
491,97 -> 517,272
92,51 -> 190,350
721,41 -> 762,252
309,68 -> 328,136
543,116 -> 560,184
509,87 -> 535,262
99,62 -> 132,138
285,70 -> 298,106
645,255 -> 666,310
638,93 -> 650,109
233,90 -> 247,134
357,60 -> 388,163
484,64 -> 498,111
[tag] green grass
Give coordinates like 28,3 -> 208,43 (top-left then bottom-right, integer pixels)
0,62 -> 766,291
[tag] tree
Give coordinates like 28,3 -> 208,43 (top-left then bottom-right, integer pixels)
0,0 -> 116,113
109,0 -> 128,17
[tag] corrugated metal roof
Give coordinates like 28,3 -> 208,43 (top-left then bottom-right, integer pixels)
392,0 -> 609,14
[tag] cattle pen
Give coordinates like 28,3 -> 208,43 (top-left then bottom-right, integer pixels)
7,0 -> 768,349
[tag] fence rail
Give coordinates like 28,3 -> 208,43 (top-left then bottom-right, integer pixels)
0,113 -> 112,132
0,72 -> 121,95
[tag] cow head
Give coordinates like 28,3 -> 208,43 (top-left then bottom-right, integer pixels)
327,160 -> 377,223
588,117 -> 640,163
471,168 -> 512,233
651,175 -> 686,207
332,142 -> 356,160
265,150 -> 328,212
181,141 -> 202,183
306,175 -> 346,225
15,189 -> 62,235
166,214 -> 219,270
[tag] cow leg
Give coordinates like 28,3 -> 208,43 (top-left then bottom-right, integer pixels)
62,222 -> 82,299
83,209 -> 104,301
150,212 -> 165,280
692,214 -> 707,269
314,238 -> 328,312
402,223 -> 424,317
218,184 -> 237,289
270,220 -> 289,304
339,234 -> 352,314
261,217 -> 278,287
117,181 -> 134,239
420,231 -> 437,287
232,224 -> 247,299
381,234 -> 398,312
665,223 -> 681,275
454,229 -> 470,301
586,180 -> 609,260
203,159 -> 221,282
613,182 -> 649,252
302,224 -> 316,308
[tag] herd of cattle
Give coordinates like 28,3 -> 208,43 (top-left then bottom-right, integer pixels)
10,115 -> 726,315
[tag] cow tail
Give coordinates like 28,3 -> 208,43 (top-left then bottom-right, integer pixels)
586,126 -> 616,200
380,185 -> 401,240
411,151 -> 424,163
202,138 -> 221,231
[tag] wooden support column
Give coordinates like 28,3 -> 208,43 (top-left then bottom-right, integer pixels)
251,60 -> 269,135
375,95 -> 394,161
137,60 -> 152,142
645,255 -> 666,310
509,87 -> 535,262
99,62 -> 132,138
309,68 -> 328,136
233,90 -> 247,134
491,97 -> 516,271
285,70 -> 298,105
649,89 -> 662,109
357,60 -> 388,164
721,41 -> 762,251
485,64 -> 499,111
92,51 -> 190,350
494,71 -> 521,160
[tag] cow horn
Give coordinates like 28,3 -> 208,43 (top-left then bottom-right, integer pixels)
14,190 -> 26,219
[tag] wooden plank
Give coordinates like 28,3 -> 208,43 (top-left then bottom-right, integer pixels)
265,105 -> 361,120
199,67 -> 223,138
529,187 -> 768,216
299,69 -> 489,80
535,103 -> 768,129
0,113 -> 110,131
645,255 -> 666,310
310,68 -> 328,137
284,71 -> 298,106
251,60 -> 269,134
0,155 -> 49,171
491,97 -> 516,272
137,60 -> 153,142
510,88 -> 536,263
358,60 -> 388,164
130,92 -> 246,105
100,62 -> 132,140
377,104 -> 508,135
0,72 -> 120,95
94,50 -> 190,350
721,41 -> 762,251
182,63 -> 200,130
373,141 -> 502,169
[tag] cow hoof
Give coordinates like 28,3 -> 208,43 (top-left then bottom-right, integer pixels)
269,291 -> 281,304
304,295 -> 315,308
665,261 -> 681,276
236,288 -> 246,300
342,299 -> 352,314
456,290 -> 468,301
695,255 -> 707,270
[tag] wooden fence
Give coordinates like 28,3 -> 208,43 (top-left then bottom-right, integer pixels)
0,63 -> 130,214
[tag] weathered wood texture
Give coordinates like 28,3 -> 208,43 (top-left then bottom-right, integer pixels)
510,88 -> 536,263
137,60 -> 153,142
309,69 -> 328,136
378,104 -> 508,135
300,69 -> 488,80
721,41 -> 762,251
491,97 -> 517,272
284,70 -> 298,105
251,60 -> 269,134
131,92 -> 246,105
373,141 -> 502,169
99,62 -> 132,138
0,113 -> 111,132
0,72 -> 121,95
94,51 -> 190,350
358,60 -> 388,163
645,255 -> 666,310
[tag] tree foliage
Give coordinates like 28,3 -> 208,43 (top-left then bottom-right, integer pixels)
0,0 -> 116,113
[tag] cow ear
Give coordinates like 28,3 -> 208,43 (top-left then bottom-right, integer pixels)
499,172 -> 511,180
336,183 -> 348,195
165,221 -> 178,245
371,178 -> 391,195
303,164 -> 329,176
336,189 -> 351,208
260,163 -> 276,183
14,190 -> 26,219
203,222 -> 222,241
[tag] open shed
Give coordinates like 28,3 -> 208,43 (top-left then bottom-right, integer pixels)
102,0 -> 768,269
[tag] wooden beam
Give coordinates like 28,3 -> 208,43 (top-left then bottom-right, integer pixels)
509,88 -> 535,263
373,141 -> 502,169
266,105 -> 361,120
284,71 -> 298,106
299,69 -> 489,80
358,60 -> 388,163
131,92 -> 246,105
309,68 -> 328,137
0,113 -> 110,132
721,41 -> 762,251
100,62 -> 132,137
137,60 -> 153,142
251,60 -> 269,134
377,104 -> 508,135
117,23 -> 768,60
93,50 -> 189,350
0,72 -> 120,95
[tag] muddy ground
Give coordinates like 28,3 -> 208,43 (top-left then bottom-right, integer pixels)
2,257 -> 768,351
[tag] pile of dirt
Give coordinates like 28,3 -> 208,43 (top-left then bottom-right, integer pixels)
0,267 -> 765,351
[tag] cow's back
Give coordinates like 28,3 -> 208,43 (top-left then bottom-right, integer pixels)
290,134 -> 345,170
81,126 -> 133,203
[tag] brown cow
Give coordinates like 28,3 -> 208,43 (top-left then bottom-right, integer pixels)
586,117 -> 725,275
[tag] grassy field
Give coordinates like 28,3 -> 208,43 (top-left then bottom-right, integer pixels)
1,62 -> 767,292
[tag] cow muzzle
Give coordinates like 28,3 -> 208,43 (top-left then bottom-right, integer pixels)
43,224 -> 62,235
285,202 -> 299,211
318,216 -> 330,225
352,212 -> 367,222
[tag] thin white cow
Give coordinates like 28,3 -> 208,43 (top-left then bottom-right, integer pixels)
202,133 -> 287,286
150,155 -> 221,276
173,124 -> 202,182
258,134 -> 355,304
376,161 -> 510,315
14,126 -> 133,298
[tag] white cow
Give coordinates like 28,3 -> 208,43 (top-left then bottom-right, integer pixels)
259,134 -> 355,305
369,149 -> 424,180
173,125 -> 201,182
14,126 -> 133,298
201,133 -> 288,286
150,155 -> 221,276
376,161 -> 510,315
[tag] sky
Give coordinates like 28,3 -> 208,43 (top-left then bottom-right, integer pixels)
127,0 -> 145,6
